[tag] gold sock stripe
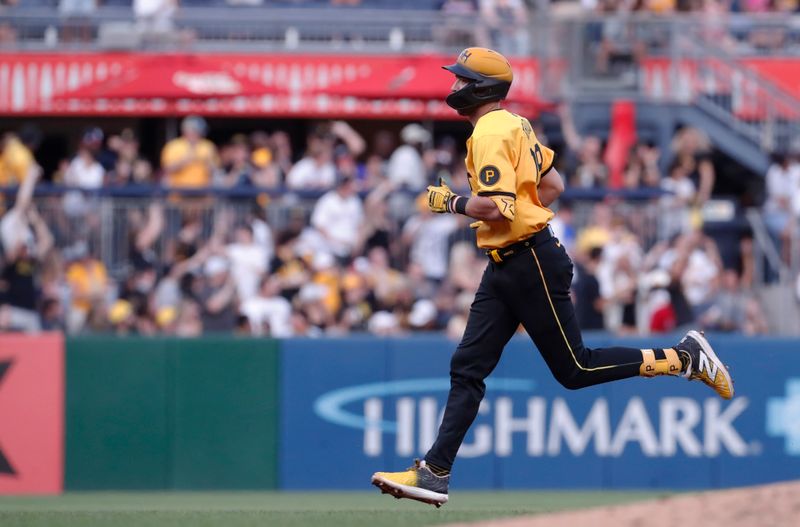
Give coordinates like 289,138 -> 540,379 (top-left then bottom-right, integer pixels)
531,248 -> 626,372
664,347 -> 682,375
640,349 -> 657,377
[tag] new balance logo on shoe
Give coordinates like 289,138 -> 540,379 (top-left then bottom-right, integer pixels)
698,351 -> 719,382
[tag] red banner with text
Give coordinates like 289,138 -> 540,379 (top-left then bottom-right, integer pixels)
0,333 -> 64,495
0,53 -> 547,119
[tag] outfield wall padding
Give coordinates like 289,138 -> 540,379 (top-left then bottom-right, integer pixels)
0,333 -> 64,495
64,337 -> 279,490
5,333 -> 799,492
280,334 -> 800,490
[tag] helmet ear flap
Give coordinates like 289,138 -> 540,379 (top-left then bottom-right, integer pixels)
445,83 -> 480,113
472,84 -> 507,101
445,78 -> 510,113
444,77 -> 510,113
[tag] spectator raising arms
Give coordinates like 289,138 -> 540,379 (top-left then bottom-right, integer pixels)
670,126 -> 716,206
558,104 -> 609,188
0,170 -> 53,332
0,127 -> 41,187
287,121 -> 365,190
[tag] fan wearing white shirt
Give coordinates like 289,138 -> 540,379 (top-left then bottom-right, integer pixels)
763,153 -> 800,243
64,146 -> 104,189
401,196 -> 458,282
310,176 -> 365,260
240,276 -> 293,337
134,0 -> 176,32
225,224 -> 269,302
386,123 -> 431,191
659,160 -> 697,239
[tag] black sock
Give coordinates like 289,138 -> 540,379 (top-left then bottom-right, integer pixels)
677,349 -> 691,372
425,462 -> 450,477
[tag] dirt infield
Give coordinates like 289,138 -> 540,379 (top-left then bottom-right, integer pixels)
448,480 -> 800,527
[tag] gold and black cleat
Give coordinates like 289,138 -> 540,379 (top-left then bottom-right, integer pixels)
371,459 -> 449,508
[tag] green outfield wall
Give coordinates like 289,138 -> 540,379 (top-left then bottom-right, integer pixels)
64,337 -> 279,490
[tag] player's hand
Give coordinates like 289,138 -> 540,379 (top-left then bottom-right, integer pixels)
427,177 -> 454,214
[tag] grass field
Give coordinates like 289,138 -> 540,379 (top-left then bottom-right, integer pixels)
0,491 -> 668,527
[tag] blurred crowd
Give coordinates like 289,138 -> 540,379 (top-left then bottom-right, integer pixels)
0,0 -> 536,57
0,110 -> 791,338
3,0 -> 798,58
578,0 -> 800,78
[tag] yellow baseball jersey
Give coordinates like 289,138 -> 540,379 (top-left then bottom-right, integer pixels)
161,137 -> 218,188
466,109 -> 556,249
0,137 -> 35,186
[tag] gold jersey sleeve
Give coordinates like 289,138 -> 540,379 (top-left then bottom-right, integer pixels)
466,110 -> 556,249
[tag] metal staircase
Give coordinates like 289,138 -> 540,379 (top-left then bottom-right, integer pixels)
670,31 -> 800,158
559,15 -> 800,175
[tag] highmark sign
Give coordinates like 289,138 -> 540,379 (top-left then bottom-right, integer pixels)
313,378 -> 752,459
280,337 -> 800,490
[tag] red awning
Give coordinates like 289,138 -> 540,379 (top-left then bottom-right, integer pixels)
315,56 -> 452,100
54,55 -> 273,100
0,52 -> 552,118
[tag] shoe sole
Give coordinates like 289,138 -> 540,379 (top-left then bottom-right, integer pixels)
371,474 -> 448,508
687,330 -> 734,399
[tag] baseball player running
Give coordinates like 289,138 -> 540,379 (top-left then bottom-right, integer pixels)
370,47 -> 734,508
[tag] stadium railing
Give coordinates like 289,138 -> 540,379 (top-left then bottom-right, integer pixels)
6,185 -> 795,333
3,184 -> 670,280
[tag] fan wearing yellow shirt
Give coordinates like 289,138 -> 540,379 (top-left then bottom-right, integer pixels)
0,133 -> 38,187
371,47 -> 734,507
160,115 -> 219,188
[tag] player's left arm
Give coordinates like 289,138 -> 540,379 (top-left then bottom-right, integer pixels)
534,139 -> 562,207
538,167 -> 565,208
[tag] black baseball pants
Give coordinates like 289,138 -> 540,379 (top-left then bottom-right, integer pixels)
425,235 -> 645,470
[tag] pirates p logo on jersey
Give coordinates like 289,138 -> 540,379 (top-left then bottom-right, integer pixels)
479,165 -> 500,186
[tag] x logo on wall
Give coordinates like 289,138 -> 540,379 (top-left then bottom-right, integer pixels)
0,360 -> 15,476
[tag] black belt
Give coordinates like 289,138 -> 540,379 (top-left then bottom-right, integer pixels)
486,226 -> 553,264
